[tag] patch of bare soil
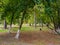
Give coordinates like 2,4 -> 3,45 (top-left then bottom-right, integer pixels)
0,30 -> 60,45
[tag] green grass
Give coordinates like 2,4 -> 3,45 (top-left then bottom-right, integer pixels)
11,27 -> 40,32
0,26 -> 50,32
21,27 -> 39,31
0,30 -> 8,32
11,26 -> 50,32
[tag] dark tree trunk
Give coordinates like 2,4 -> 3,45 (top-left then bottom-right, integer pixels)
4,19 -> 7,29
57,8 -> 60,28
19,10 -> 26,29
8,12 -> 14,33
15,10 -> 26,39
29,24 -> 32,26
34,9 -> 36,28
53,8 -> 60,34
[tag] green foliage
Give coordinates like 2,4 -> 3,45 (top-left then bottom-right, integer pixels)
0,0 -> 60,32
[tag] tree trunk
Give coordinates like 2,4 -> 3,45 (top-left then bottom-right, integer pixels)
55,8 -> 60,34
34,9 -> 36,28
15,10 -> 26,39
57,8 -> 60,28
8,24 -> 12,33
41,21 -> 43,28
53,8 -> 60,34
15,29 -> 20,39
29,23 -> 32,26
4,19 -> 7,29
8,12 -> 14,33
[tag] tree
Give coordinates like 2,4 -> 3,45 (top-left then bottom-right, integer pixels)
42,0 -> 60,34
0,0 -> 9,29
15,0 -> 35,39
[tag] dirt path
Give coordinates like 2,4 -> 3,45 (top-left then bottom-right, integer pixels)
0,31 -> 60,45
0,42 -> 34,45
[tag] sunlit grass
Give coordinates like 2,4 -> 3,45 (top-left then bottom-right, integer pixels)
0,26 -> 50,32
11,26 -> 40,32
0,30 -> 8,32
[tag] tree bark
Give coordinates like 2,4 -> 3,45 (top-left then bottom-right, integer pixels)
53,8 -> 60,34
57,8 -> 60,28
15,10 -> 26,39
4,19 -> 7,29
8,12 -> 14,33
8,24 -> 12,33
34,9 -> 36,28
55,8 -> 60,34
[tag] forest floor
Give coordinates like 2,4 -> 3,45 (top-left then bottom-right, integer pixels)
0,30 -> 60,45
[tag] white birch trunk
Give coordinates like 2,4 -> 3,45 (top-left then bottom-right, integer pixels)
15,29 -> 20,39
53,28 -> 60,34
8,25 -> 11,33
56,28 -> 60,33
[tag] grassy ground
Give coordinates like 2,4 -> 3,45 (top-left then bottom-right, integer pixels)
11,26 -> 50,32
0,26 -> 60,45
0,26 -> 49,31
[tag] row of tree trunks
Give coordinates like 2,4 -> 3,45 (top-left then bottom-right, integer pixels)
3,10 -> 26,39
